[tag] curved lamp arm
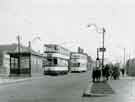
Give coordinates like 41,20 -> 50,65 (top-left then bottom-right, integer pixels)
87,23 -> 105,34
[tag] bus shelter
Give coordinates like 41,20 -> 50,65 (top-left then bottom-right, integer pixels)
8,52 -> 31,77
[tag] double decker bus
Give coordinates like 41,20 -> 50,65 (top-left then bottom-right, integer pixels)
43,44 -> 70,75
69,52 -> 88,72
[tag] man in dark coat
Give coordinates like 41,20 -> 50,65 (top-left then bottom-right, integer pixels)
104,64 -> 110,80
92,67 -> 97,82
121,68 -> 125,77
112,65 -> 120,80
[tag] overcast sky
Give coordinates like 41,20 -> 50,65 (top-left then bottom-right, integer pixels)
0,0 -> 135,63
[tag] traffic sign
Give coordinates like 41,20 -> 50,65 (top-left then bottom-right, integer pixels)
99,48 -> 106,52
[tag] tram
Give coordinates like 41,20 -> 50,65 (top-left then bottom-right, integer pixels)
43,44 -> 70,75
69,52 -> 88,72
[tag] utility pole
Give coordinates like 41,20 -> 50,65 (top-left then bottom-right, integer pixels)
96,48 -> 100,68
102,28 -> 106,70
28,41 -> 31,77
124,48 -> 125,66
17,35 -> 21,75
97,48 -> 99,59
123,48 -> 126,75
28,41 -> 31,52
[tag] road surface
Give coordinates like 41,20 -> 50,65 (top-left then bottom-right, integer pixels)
0,72 -> 90,102
0,71 -> 135,102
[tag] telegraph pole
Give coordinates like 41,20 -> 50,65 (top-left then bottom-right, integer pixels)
123,48 -> 125,66
123,48 -> 126,75
102,28 -> 106,70
97,48 -> 99,59
28,41 -> 31,52
96,48 -> 100,68
28,41 -> 31,77
17,35 -> 21,75
17,35 -> 21,55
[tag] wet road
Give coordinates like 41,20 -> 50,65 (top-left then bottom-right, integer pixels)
0,72 -> 90,102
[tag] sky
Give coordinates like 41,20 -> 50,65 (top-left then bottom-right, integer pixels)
0,0 -> 135,63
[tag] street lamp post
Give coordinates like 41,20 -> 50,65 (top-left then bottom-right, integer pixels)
87,24 -> 106,77
102,28 -> 106,70
28,36 -> 41,76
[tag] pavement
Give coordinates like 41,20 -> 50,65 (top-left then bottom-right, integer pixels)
83,76 -> 135,98
83,80 -> 115,97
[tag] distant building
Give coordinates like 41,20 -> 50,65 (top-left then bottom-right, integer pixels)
0,44 -> 43,77
77,47 -> 84,53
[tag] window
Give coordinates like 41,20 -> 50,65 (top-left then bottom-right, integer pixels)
10,58 -> 18,69
20,57 -> 29,69
44,57 -> 57,66
54,58 -> 57,65
70,62 -> 80,67
47,58 -> 53,66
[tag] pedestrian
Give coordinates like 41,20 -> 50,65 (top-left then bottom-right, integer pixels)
96,68 -> 101,82
104,64 -> 110,80
121,68 -> 125,77
102,67 -> 106,81
112,65 -> 120,80
109,67 -> 113,80
92,67 -> 97,82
